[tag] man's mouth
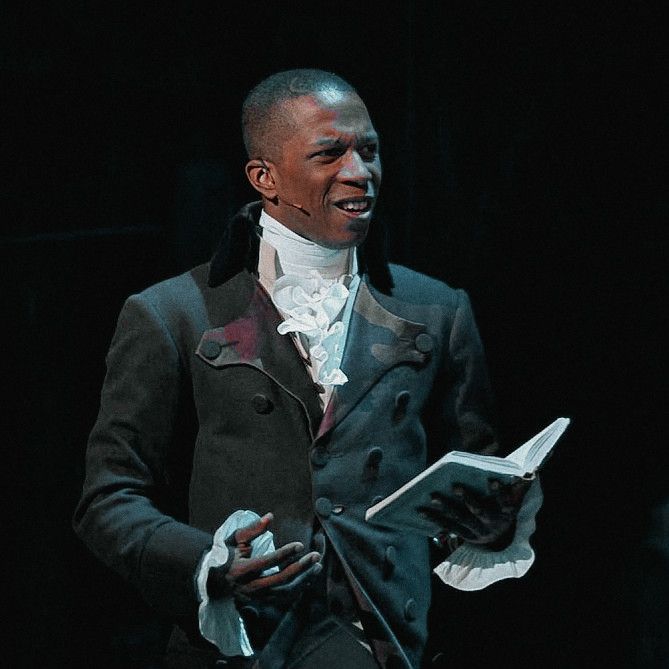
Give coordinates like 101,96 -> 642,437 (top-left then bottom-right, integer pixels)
333,197 -> 373,216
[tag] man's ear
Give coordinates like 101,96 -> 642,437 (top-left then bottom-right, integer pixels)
245,159 -> 278,202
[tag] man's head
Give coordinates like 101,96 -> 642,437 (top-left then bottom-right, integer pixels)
242,69 -> 382,249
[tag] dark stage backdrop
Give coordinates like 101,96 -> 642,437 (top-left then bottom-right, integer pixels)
3,3 -> 665,668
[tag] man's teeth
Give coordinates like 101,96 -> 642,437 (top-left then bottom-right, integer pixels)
339,200 -> 368,211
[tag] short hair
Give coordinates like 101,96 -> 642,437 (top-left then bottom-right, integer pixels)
242,69 -> 358,160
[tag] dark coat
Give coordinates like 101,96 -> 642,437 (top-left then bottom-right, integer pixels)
73,203 -> 498,669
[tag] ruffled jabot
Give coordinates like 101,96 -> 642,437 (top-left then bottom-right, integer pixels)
258,210 -> 358,387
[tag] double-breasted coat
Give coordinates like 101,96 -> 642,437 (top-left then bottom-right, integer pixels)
74,203 -> 498,669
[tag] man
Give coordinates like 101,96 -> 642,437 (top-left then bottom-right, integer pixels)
74,69 -> 539,669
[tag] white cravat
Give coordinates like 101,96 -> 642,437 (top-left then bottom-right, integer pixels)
257,209 -> 360,392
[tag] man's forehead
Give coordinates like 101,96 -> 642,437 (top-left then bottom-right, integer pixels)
310,85 -> 351,106
282,92 -> 374,138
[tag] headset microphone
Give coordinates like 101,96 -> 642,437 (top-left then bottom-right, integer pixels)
275,190 -> 308,215
286,202 -> 309,216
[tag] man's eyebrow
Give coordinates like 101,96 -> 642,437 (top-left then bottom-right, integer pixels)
314,137 -> 345,147
314,133 -> 378,146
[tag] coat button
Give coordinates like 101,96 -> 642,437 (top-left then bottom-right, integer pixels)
414,333 -> 434,354
383,545 -> 396,580
393,391 -> 410,422
201,340 -> 222,359
310,446 -> 329,467
404,598 -> 417,621
366,447 -> 383,468
363,447 -> 383,481
315,497 -> 333,518
371,495 -> 384,506
252,393 -> 273,414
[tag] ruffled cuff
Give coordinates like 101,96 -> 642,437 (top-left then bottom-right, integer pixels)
433,477 -> 543,590
196,510 -> 278,657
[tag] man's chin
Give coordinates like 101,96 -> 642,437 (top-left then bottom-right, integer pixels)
346,219 -> 370,246
321,223 -> 369,250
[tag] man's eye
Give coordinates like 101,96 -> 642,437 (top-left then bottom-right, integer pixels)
317,148 -> 345,158
360,144 -> 378,160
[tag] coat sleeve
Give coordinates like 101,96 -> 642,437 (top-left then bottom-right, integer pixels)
73,293 -> 213,617
433,289 -> 542,587
440,288 -> 499,456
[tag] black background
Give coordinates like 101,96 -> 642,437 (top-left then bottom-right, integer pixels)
3,3 -> 666,667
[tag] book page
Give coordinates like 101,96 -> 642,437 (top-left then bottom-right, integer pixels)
505,417 -> 570,472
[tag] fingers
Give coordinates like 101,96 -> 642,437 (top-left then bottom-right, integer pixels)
424,480 -> 528,547
453,481 -> 519,519
312,531 -> 326,555
234,512 -> 274,545
486,478 -> 529,512
452,484 -> 485,517
417,505 -> 479,541
230,541 -> 305,579
508,479 -> 531,505
238,552 -> 322,595
263,558 -> 323,597
423,488 -> 497,538
427,490 -> 485,530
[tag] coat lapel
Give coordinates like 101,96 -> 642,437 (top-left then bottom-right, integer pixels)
196,272 -> 323,439
317,280 -> 430,438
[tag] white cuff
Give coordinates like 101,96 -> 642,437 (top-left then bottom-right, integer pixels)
196,510 -> 278,657
433,477 -> 543,590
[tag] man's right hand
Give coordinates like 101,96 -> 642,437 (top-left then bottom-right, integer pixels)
206,512 -> 322,606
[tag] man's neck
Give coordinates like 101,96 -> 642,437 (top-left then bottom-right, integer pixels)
257,209 -> 356,284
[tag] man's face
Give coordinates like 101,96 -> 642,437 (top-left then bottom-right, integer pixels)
262,91 -> 382,249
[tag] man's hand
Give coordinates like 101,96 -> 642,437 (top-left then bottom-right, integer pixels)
206,512 -> 322,606
418,478 -> 531,549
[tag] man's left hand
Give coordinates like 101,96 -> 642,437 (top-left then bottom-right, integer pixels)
418,478 -> 531,549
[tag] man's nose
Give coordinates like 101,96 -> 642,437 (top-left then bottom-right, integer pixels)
339,150 -> 373,183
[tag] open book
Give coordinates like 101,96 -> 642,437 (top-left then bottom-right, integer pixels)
365,417 -> 570,536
